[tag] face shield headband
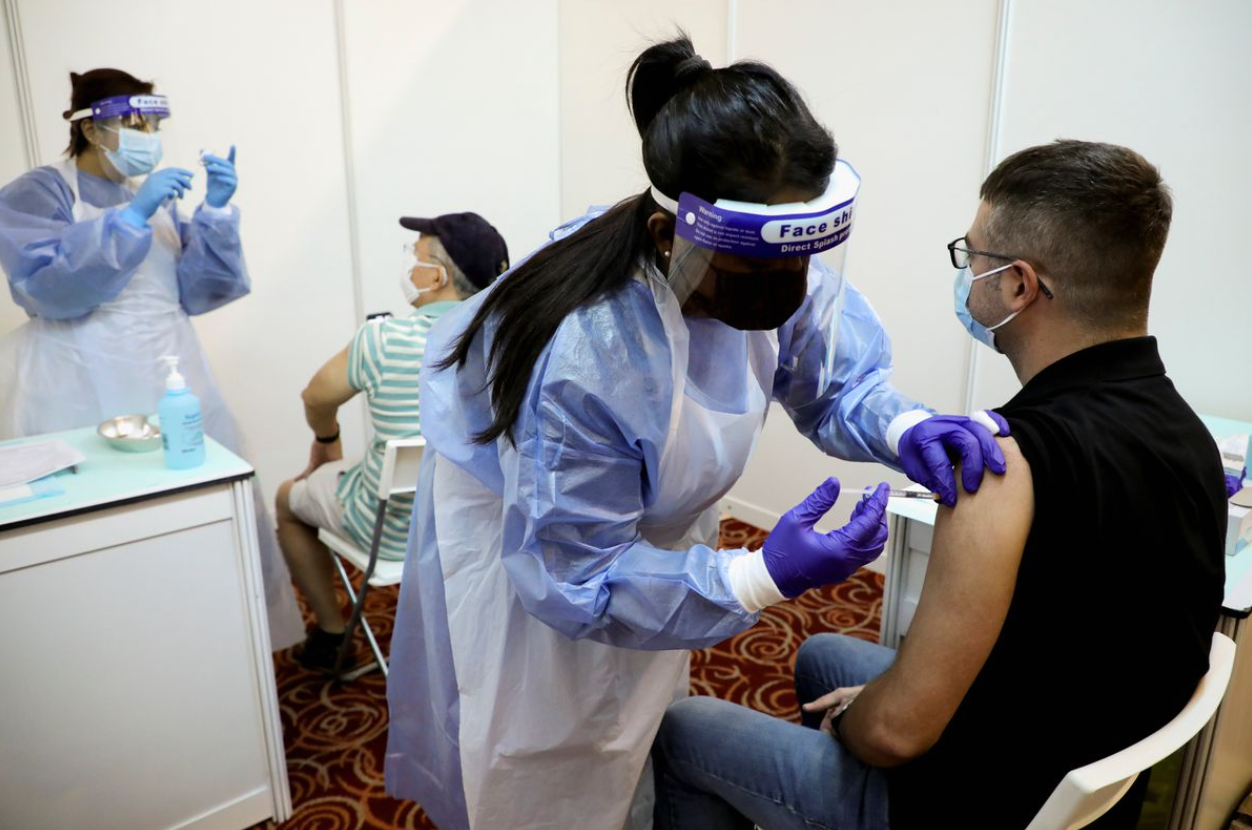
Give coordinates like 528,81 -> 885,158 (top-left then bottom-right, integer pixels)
67,94 -> 171,123
649,159 -> 861,329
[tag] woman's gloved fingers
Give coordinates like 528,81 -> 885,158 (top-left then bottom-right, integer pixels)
934,426 -> 986,499
966,412 -> 1008,475
791,476 -> 841,526
841,483 -> 890,542
915,439 -> 959,507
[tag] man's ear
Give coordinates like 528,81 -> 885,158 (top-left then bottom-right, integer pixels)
1009,260 -> 1045,308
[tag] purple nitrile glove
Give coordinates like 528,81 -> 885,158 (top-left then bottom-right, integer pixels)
899,411 -> 1010,508
762,478 -> 891,599
1229,466 -> 1248,500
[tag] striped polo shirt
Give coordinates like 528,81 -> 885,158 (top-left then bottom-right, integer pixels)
335,301 -> 457,559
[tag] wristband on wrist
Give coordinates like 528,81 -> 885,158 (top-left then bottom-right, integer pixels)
315,427 -> 340,444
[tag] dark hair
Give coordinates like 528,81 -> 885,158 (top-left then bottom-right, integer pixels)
439,34 -> 836,444
63,69 -> 155,157
979,139 -> 1172,329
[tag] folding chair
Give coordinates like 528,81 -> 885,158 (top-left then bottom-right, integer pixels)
1025,631 -> 1236,830
316,437 -> 425,680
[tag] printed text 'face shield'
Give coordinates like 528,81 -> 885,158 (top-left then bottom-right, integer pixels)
651,159 -> 861,330
67,94 -> 170,133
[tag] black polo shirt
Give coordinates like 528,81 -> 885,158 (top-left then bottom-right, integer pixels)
888,336 -> 1226,830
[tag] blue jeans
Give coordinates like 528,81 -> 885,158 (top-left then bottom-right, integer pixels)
653,634 -> 897,830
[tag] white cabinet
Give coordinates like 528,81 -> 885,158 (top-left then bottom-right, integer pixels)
0,430 -> 290,830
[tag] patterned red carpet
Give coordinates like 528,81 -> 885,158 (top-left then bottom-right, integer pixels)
250,519 -> 884,830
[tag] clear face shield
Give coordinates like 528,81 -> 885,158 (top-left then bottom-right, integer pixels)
67,94 -> 170,177
651,159 -> 861,331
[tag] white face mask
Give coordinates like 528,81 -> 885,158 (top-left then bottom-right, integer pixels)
400,259 -> 448,304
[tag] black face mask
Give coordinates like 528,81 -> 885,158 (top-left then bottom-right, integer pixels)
681,265 -> 809,330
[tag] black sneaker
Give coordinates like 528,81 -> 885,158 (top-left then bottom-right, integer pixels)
293,626 -> 356,674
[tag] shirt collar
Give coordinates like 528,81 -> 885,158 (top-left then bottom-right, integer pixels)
417,300 -> 460,320
1004,336 -> 1165,406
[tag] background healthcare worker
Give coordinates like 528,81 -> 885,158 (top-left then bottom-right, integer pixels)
385,37 -> 1009,830
0,68 -> 303,650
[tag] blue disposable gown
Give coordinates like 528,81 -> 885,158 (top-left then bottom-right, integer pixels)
385,214 -> 928,829
0,164 -> 248,320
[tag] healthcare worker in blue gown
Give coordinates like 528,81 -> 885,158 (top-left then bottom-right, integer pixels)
385,38 -> 1010,830
0,69 -> 303,650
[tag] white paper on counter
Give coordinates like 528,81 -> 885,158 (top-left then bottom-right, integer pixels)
0,440 -> 87,489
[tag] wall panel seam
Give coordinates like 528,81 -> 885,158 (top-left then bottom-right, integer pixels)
3,0 -> 39,170
331,0 -> 370,441
964,0 -> 1014,415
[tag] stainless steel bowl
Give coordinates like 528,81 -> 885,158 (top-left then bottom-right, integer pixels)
98,414 -> 162,453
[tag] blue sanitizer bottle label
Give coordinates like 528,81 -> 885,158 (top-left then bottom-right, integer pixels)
167,411 -> 204,454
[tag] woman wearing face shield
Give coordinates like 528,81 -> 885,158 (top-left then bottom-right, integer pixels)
384,36 -> 1010,830
0,68 -> 304,650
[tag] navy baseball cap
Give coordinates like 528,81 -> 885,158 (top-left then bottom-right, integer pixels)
399,212 -> 510,292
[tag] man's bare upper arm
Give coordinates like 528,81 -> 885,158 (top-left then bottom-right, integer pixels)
302,344 -> 356,410
843,436 -> 1034,764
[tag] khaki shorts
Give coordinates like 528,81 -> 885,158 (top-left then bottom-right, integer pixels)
287,460 -> 349,535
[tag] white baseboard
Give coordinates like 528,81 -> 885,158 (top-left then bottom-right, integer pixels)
719,495 -> 889,575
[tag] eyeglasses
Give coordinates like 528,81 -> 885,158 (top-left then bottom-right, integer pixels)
947,237 -> 1053,299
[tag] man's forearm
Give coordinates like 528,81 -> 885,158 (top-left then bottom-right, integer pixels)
836,677 -> 923,767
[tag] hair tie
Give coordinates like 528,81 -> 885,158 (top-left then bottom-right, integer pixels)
675,55 -> 712,84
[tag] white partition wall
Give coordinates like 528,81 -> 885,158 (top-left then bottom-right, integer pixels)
557,0 -> 727,219
342,0 -> 562,321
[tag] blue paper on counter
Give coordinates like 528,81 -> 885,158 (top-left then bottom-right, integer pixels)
0,476 -> 65,508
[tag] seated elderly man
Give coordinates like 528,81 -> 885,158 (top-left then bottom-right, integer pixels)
651,140 -> 1226,829
276,212 -> 508,672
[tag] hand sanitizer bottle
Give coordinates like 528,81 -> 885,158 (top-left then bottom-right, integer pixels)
158,355 -> 205,469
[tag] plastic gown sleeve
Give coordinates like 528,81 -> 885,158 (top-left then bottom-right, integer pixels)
0,167 -> 151,320
496,289 -> 761,650
774,259 -> 928,468
176,204 -> 250,315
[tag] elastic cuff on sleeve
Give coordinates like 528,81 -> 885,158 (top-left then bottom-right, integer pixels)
728,549 -> 787,613
113,205 -> 149,231
199,202 -> 232,216
886,409 -> 932,456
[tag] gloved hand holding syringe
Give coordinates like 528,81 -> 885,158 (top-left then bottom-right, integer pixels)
119,145 -> 238,226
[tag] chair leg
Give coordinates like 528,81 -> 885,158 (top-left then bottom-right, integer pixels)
330,555 -> 381,679
332,501 -> 393,680
351,598 -> 389,678
338,615 -> 388,681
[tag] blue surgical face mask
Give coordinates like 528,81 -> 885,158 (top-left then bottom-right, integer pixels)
100,126 -> 163,178
953,261 -> 1017,351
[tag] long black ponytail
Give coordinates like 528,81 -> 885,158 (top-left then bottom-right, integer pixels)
438,33 -> 836,445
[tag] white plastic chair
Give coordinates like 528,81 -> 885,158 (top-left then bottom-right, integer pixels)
317,437 -> 425,680
1025,631 -> 1237,830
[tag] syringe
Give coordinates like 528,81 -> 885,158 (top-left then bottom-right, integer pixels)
856,487 -> 940,501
